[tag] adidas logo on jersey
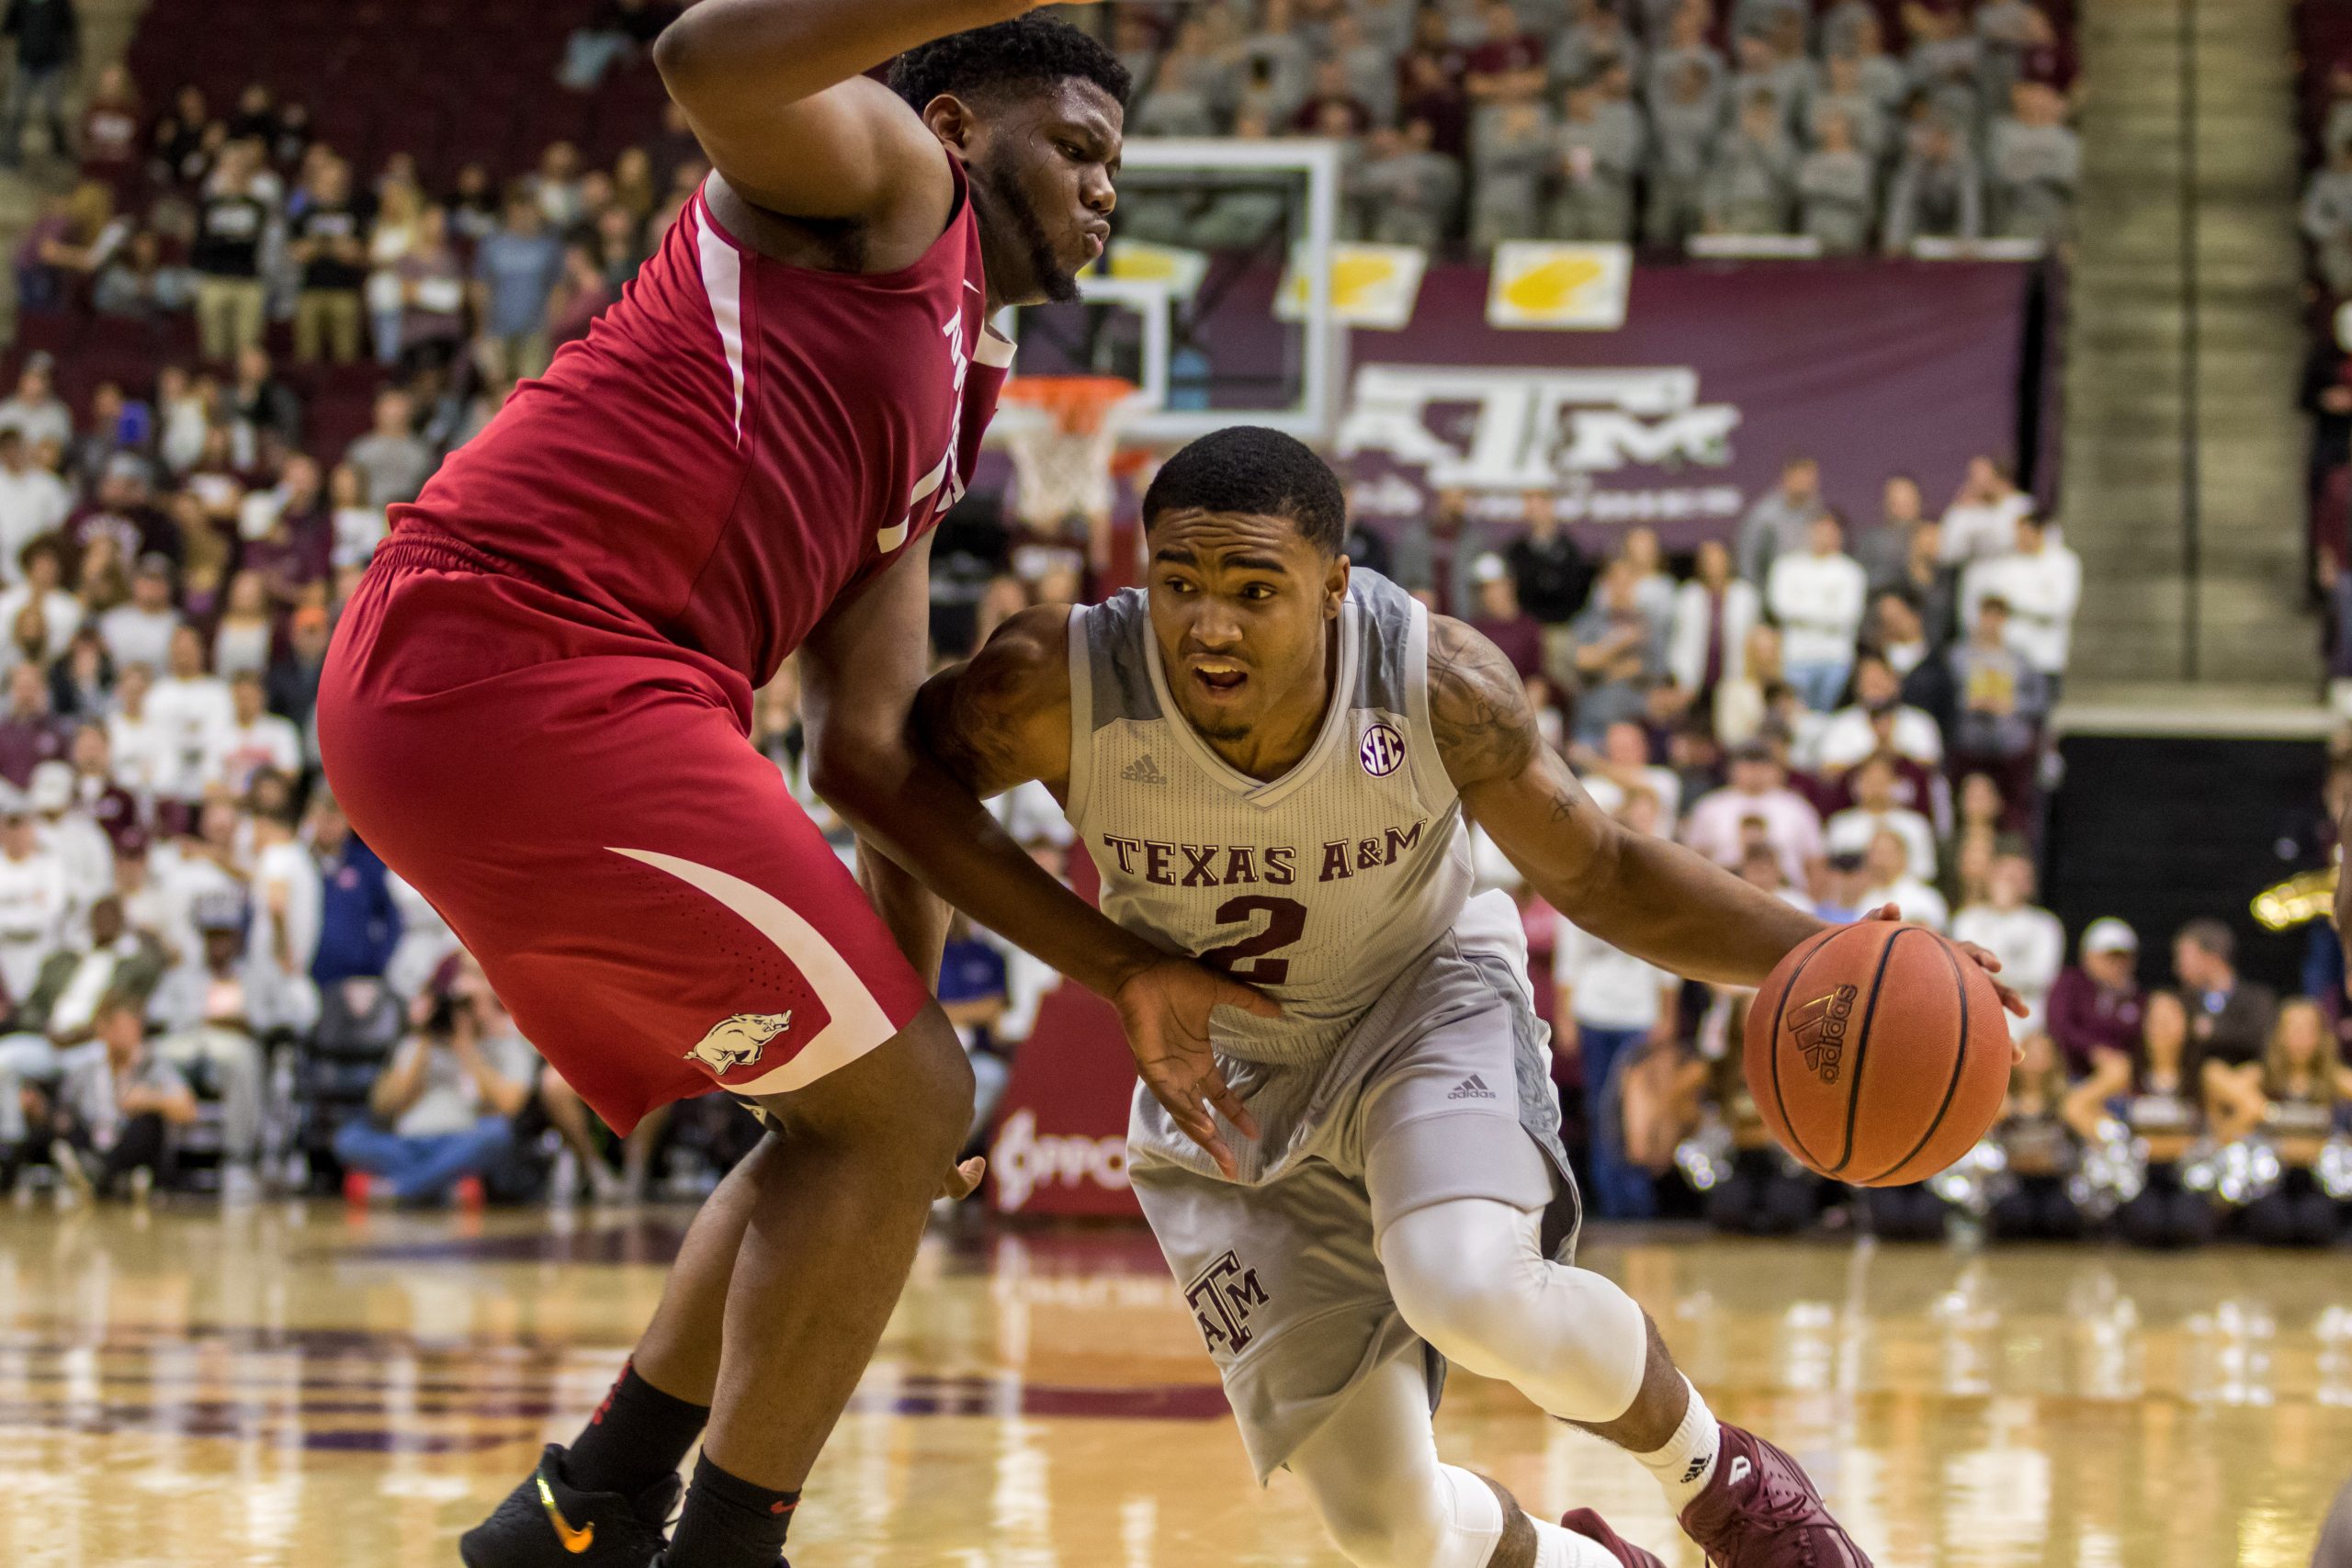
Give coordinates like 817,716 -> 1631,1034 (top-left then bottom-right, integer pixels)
1446,1074 -> 1498,1101
1121,754 -> 1167,785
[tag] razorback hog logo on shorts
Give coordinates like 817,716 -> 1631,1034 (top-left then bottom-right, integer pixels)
684,1011 -> 795,1076
1787,986 -> 1858,1083
1184,1250 -> 1270,1356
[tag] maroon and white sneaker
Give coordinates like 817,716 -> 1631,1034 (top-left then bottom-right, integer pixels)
1678,1425 -> 1871,1566
1560,1508 -> 1668,1567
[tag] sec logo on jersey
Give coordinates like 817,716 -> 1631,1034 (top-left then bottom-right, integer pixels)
1359,723 -> 1406,777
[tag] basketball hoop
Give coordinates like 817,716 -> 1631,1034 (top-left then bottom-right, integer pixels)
996,374 -> 1141,532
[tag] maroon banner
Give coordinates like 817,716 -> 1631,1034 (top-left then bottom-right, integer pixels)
1338,258 -> 2041,552
986,983 -> 1146,1218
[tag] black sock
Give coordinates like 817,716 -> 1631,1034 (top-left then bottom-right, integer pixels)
666,1453 -> 799,1568
563,1361 -> 709,1498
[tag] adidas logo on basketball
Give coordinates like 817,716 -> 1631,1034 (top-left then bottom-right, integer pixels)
1121,754 -> 1166,784
1788,986 -> 1859,1083
1446,1074 -> 1497,1101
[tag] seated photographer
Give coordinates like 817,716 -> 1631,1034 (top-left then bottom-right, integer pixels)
332,964 -> 537,1205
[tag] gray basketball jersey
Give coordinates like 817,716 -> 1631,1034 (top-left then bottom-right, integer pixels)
1067,570 -> 1510,1065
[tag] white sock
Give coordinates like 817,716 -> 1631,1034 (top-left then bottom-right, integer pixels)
1631,1377 -> 1722,1513
1532,1516 -> 1630,1567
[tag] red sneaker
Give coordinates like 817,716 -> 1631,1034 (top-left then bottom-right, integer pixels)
1678,1425 -> 1871,1566
1560,1508 -> 1668,1567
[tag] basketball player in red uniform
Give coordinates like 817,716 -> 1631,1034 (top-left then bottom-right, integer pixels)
318,6 -> 1272,1565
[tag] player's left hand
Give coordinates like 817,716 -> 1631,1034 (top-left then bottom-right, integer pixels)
1861,904 -> 2031,1038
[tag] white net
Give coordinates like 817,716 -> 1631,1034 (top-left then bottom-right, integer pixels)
997,378 -> 1138,531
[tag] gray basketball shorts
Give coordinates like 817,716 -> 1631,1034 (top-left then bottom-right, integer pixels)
1127,930 -> 1582,1483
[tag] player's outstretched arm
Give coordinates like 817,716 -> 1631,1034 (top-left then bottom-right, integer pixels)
803,551 -> 1274,1177
1427,615 -> 1827,988
1431,616 -> 2025,1010
654,0 -> 1013,223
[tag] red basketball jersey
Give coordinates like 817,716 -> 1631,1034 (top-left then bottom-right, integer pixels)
393,160 -> 1011,685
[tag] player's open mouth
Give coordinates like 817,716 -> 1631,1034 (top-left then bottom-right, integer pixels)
1190,664 -> 1248,698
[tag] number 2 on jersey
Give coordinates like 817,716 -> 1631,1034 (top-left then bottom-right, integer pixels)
1199,896 -> 1307,985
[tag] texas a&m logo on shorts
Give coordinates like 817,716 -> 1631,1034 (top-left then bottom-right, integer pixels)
1788,987 -> 1858,1084
1185,1250 -> 1270,1356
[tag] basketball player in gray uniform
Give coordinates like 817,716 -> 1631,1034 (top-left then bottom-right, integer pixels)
917,428 -> 2022,1568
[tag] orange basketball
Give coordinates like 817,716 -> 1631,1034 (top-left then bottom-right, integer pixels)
1742,921 -> 2011,1188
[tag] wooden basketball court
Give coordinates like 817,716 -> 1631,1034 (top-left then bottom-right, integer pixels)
1,1203 -> 2345,1566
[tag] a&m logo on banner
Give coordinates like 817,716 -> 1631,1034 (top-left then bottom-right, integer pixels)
1276,242 -> 1430,330
1486,242 -> 1633,331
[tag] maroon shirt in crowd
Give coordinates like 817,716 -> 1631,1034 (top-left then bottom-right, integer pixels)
2046,964 -> 2145,1076
1471,609 -> 1545,680
0,712 -> 68,788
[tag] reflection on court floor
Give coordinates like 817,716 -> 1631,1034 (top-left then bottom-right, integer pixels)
0,1205 -> 2346,1566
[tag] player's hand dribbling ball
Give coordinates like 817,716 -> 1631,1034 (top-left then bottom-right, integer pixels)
1742,921 -> 2012,1187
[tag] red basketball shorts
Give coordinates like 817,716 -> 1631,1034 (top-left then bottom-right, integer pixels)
316,533 -> 932,1134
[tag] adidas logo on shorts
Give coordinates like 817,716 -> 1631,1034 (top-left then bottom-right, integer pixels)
1121,753 -> 1166,784
1446,1074 -> 1498,1101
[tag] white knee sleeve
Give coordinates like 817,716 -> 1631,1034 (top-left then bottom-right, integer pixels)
1289,1356 -> 1503,1568
1383,1197 -> 1650,1426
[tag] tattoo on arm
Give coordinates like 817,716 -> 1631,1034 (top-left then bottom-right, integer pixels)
913,611 -> 1068,797
1428,615 -> 1541,791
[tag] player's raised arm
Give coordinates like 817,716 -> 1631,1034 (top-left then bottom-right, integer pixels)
801,545 -> 1273,1177
1426,614 -> 1830,987
653,0 -> 1016,222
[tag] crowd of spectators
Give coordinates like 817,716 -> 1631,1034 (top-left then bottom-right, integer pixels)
2297,19 -> 2352,712
0,2 -> 759,1206
1111,0 -> 2082,255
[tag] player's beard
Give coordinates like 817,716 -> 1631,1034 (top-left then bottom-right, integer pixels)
972,153 -> 1082,305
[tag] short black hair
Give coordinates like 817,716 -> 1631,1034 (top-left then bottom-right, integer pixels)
890,16 -> 1131,115
1141,426 -> 1348,554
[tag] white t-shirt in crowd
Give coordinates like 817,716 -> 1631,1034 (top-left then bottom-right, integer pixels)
1939,491 -> 2033,564
151,840 -> 242,967
1814,704 -> 1945,770
1860,874 -> 1949,931
205,714 -> 303,795
386,872 -> 461,1001
245,835 -> 322,1033
1950,900 -> 2065,1037
1683,784 -> 1825,887
1554,912 -> 1676,1032
0,847 -> 70,1006
1825,806 -> 1939,883
1961,542 -> 2082,676
97,604 -> 181,675
145,675 -> 237,799
106,709 -> 172,800
36,808 -> 114,919
1764,549 -> 1869,668
0,465 -> 71,582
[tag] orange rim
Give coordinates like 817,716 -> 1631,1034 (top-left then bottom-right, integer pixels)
1000,374 -> 1137,436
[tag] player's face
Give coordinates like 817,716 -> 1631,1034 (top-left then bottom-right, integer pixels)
1145,510 -> 1347,744
964,79 -> 1121,307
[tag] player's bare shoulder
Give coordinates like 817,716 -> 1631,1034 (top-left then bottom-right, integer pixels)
1425,615 -> 1541,793
917,604 -> 1075,799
